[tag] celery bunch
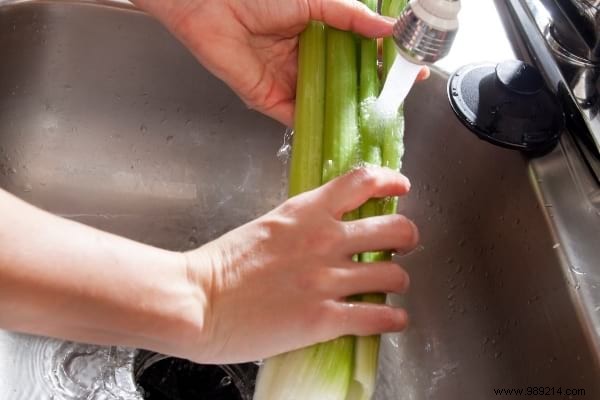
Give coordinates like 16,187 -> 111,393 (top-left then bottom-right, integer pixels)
254,1 -> 407,399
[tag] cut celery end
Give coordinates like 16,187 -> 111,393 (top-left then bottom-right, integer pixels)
254,337 -> 354,400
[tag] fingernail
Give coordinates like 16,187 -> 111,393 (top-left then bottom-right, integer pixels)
400,269 -> 411,293
409,220 -> 420,248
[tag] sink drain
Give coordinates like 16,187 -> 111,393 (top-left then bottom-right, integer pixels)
134,352 -> 258,400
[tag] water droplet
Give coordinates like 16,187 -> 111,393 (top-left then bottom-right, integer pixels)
277,129 -> 294,163
188,236 -> 198,247
552,243 -> 560,249
570,265 -> 585,276
219,376 -> 232,387
166,135 -> 174,143
494,351 -> 503,359
139,124 -> 147,134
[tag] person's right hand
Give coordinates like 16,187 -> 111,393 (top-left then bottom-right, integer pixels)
183,166 -> 419,364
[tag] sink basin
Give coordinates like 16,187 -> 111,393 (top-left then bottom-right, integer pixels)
1,1 -> 599,399
378,72 -> 600,399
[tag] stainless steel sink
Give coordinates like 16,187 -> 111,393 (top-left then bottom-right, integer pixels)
378,71 -> 600,399
1,1 -> 599,399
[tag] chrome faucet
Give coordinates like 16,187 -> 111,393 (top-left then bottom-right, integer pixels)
539,0 -> 600,106
392,0 -> 461,64
545,0 -> 600,64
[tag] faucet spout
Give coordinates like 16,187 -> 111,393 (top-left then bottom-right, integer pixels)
392,0 -> 461,64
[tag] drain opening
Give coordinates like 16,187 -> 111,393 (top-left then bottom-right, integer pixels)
134,352 -> 258,400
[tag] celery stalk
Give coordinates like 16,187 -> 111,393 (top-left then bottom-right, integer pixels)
256,1 -> 411,398
322,28 -> 360,184
381,0 -> 407,214
288,21 -> 326,197
254,23 -> 359,400
381,0 -> 392,17
348,1 -> 409,398
348,2 -> 386,399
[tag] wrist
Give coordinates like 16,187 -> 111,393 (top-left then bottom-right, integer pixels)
144,249 -> 211,361
131,0 -> 200,29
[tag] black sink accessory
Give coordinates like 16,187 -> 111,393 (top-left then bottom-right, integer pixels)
448,60 -> 564,155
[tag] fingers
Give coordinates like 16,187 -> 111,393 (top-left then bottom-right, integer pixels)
323,301 -> 409,336
306,0 -> 394,38
417,66 -> 430,81
260,102 -> 295,127
342,214 -> 419,255
331,261 -> 410,297
319,167 -> 411,218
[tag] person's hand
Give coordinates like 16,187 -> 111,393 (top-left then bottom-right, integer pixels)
183,167 -> 418,364
134,0 -> 428,126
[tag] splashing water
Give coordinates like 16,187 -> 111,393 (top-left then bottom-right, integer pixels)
276,128 -> 294,163
0,333 -> 140,400
1,332 -> 257,400
373,55 -> 422,118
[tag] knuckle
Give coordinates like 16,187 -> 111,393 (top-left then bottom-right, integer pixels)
305,301 -> 340,340
257,215 -> 288,241
277,195 -> 305,216
352,167 -> 379,189
296,268 -> 335,294
308,224 -> 345,255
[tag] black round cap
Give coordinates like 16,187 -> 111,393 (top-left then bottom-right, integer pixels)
448,60 -> 563,154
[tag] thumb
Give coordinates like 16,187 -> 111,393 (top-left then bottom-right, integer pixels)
306,0 -> 395,38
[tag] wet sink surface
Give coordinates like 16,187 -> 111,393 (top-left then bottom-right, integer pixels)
1,1 -> 599,399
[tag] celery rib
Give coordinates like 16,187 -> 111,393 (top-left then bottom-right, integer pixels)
288,21 -> 326,197
256,1 -> 410,398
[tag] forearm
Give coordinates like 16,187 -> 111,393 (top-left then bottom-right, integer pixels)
130,0 -> 194,27
0,189 -> 206,358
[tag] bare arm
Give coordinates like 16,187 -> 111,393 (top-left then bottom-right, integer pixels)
0,0 -> 421,364
0,167 -> 417,364
0,189 -> 205,359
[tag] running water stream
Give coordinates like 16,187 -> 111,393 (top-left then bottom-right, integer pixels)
373,55 -> 422,118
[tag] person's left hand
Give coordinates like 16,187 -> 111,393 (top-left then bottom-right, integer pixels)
133,0 -> 428,126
